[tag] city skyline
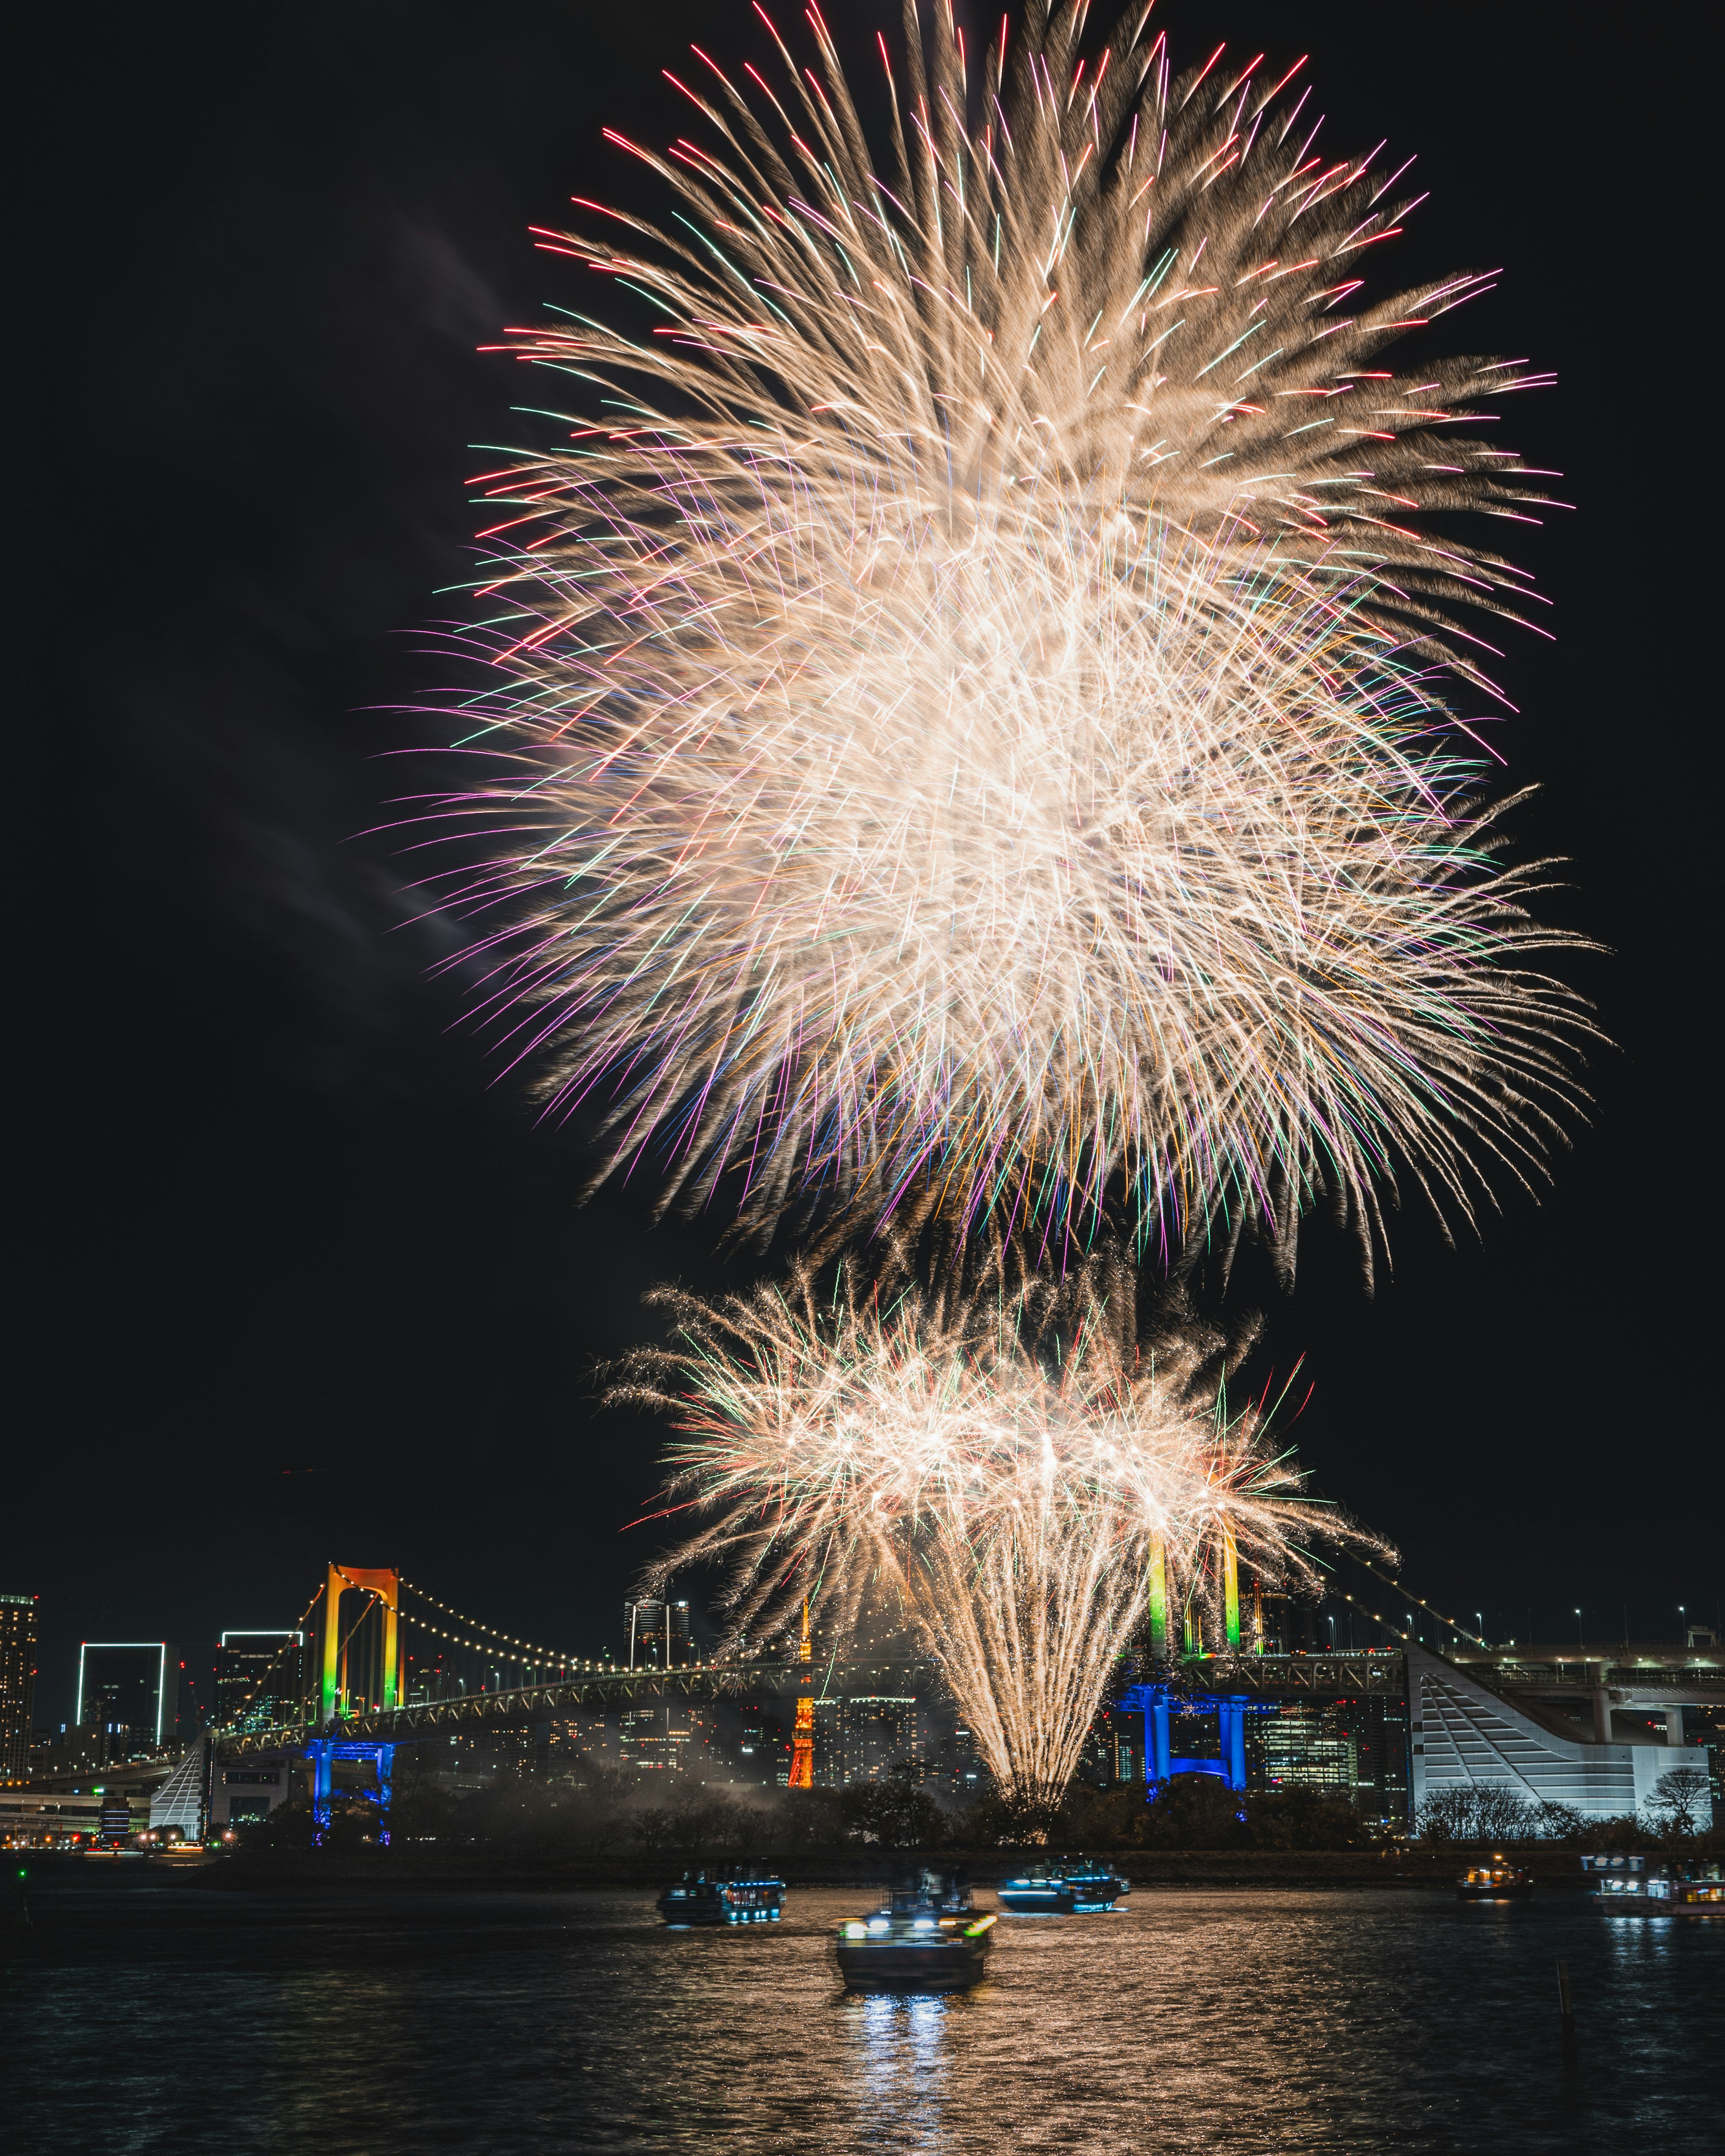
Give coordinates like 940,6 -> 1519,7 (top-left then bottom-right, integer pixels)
9,1570 -> 1716,1849
11,1569 -> 1721,1741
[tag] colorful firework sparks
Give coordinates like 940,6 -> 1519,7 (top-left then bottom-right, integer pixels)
414,0 -> 1588,1259
618,1259 -> 1382,1810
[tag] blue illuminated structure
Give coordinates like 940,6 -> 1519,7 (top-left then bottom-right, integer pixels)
307,1736 -> 396,1846
1118,1683 -> 1275,1797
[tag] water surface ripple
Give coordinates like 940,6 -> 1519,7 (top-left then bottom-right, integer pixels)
7,1884 -> 1720,2153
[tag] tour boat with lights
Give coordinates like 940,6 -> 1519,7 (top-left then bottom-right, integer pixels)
1060,1858 -> 1132,1912
998,1857 -> 1131,1913
1581,1853 -> 1724,1915
655,1869 -> 786,1925
1455,1857 -> 1533,1901
836,1867 -> 995,1991
997,1862 -> 1076,1913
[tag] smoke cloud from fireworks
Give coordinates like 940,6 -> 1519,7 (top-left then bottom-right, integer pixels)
414,0 -> 1588,1264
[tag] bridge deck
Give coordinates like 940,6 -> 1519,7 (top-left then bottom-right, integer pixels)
217,1645 -> 1723,1757
222,1661 -> 805,1755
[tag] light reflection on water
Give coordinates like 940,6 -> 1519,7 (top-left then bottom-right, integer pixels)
6,1885 -> 1721,2155
853,1993 -> 951,2153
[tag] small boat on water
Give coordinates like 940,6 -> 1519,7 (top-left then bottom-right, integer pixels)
998,1856 -> 1131,1914
1061,1858 -> 1132,1912
656,1869 -> 786,1925
1455,1856 -> 1533,1901
836,1867 -> 995,1992
1581,1853 -> 1724,1915
997,1862 -> 1076,1914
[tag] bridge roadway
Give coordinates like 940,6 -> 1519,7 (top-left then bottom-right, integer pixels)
221,1660 -> 807,1758
217,1643 -> 1722,1760
218,1650 -> 1411,1759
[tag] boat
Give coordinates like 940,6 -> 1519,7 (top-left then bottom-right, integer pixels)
998,1856 -> 1131,1914
997,1862 -> 1077,1914
836,1867 -> 995,1992
1581,1853 -> 1724,1915
655,1868 -> 786,1925
1666,1866 -> 1725,1914
1455,1856 -> 1533,1900
1061,1858 -> 1131,1912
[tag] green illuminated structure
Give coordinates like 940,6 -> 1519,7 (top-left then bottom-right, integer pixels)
319,1565 -> 401,1723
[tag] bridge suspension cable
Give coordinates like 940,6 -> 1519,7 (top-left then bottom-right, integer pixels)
219,1582 -> 325,1728
399,1579 -> 615,1673
1349,1556 -> 1488,1648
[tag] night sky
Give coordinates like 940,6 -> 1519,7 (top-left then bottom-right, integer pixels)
17,1 -> 1715,1724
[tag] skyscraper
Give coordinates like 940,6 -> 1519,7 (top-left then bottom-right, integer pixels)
77,1643 -> 173,1754
1251,1700 -> 1358,1800
813,1694 -> 928,1788
213,1632 -> 307,1731
1,1594 -> 37,1781
622,1596 -> 691,1670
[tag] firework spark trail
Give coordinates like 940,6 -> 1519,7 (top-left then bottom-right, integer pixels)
409,0 -> 1589,1263
619,1261 -> 1383,1808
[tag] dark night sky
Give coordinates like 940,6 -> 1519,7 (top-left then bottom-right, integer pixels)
16,1 -> 1716,1723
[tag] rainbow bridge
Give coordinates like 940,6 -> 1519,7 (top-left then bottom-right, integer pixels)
174,1560 -> 1720,1841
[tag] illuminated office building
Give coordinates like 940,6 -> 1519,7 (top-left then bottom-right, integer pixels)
623,1597 -> 691,1670
813,1694 -> 929,1789
1243,1696 -> 1411,1825
77,1642 -> 173,1755
617,1701 -> 715,1774
213,1631 -> 306,1731
733,1702 -> 786,1785
933,1717 -> 983,1800
1,1594 -> 36,1781
1249,1701 -> 1360,1801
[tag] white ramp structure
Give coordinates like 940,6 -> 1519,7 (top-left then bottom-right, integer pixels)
148,1733 -> 208,1839
1408,1645 -> 1714,1827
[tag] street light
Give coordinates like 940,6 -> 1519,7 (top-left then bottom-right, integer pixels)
1678,1604 -> 1686,1647
1476,1612 -> 1486,1647
1575,1608 -> 1584,1650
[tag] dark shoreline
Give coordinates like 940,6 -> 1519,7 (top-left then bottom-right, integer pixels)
21,1847 -> 1597,1893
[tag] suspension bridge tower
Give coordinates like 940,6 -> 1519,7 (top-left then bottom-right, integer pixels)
320,1564 -> 402,1720
309,1564 -> 402,1842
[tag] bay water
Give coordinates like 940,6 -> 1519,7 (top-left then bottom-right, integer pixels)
5,1882 -> 1719,2153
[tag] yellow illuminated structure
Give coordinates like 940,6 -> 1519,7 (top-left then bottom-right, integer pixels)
1146,1535 -> 1169,1661
1223,1524 -> 1241,1652
787,1599 -> 814,1789
319,1565 -> 401,1723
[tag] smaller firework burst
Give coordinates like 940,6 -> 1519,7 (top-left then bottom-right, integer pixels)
619,1261 -> 1383,1811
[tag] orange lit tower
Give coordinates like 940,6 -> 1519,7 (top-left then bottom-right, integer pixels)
319,1565 -> 401,1722
787,1599 -> 814,1789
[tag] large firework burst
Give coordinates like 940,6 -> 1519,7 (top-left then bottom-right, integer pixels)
620,1260 -> 1379,1809
420,0 -> 1587,1258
